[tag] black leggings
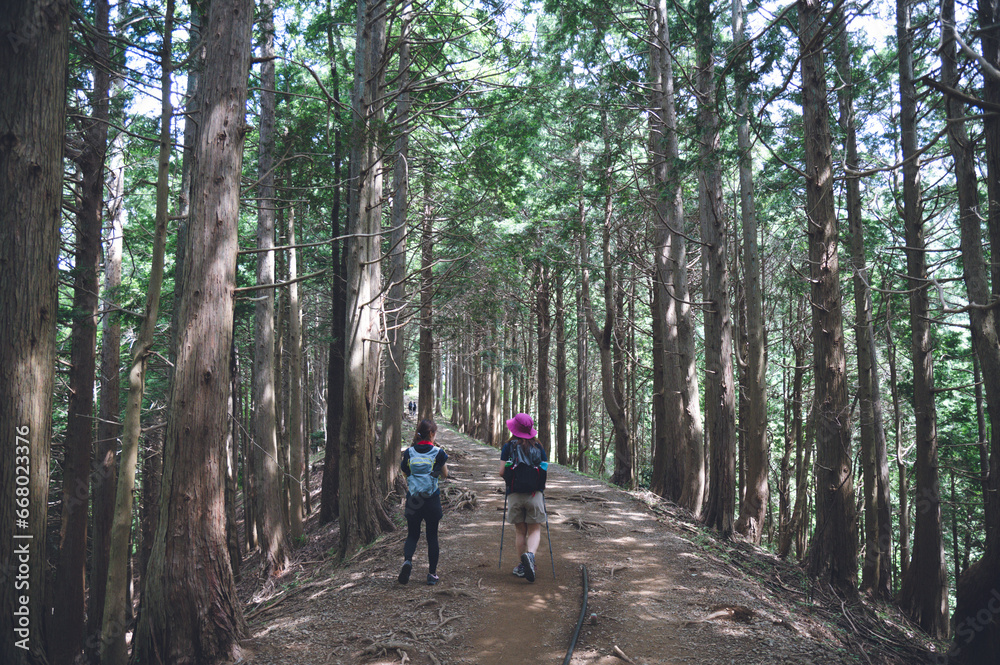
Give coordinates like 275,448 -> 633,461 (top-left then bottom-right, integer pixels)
403,493 -> 443,574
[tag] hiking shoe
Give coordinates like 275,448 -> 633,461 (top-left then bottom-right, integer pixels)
521,552 -> 536,583
398,560 -> 412,584
512,563 -> 526,578
426,573 -> 439,586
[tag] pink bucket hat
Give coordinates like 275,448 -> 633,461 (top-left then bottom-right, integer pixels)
506,413 -> 537,439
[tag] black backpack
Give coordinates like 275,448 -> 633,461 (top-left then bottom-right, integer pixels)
504,441 -> 547,494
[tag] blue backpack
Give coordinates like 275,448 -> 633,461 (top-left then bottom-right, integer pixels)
406,445 -> 441,498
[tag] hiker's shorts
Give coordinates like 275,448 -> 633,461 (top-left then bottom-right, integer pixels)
508,491 -> 545,524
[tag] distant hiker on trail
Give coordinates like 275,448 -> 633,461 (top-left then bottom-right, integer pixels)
399,419 -> 448,586
500,412 -> 548,583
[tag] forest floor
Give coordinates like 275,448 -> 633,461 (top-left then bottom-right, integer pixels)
236,422 -> 946,665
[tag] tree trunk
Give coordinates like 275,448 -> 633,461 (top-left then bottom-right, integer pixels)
697,0 -> 736,536
735,244 -> 747,507
382,4 -> 411,493
896,0 -> 948,635
502,337 -> 511,431
626,273 -> 639,467
834,20 -> 891,599
582,119 -> 631,488
303,333 -> 313,514
886,320 -> 910,580
776,331 -> 792,550
556,272 -> 568,465
576,153 -> 591,474
468,359 -> 476,436
244,387 -> 258,551
277,250 -> 291,527
0,3 -> 67,662
419,170 -> 435,420
138,424 -> 162,593
228,338 -> 243,577
459,345 -> 467,428
676,235 -> 705,517
943,0 -> 1000,656
651,279 -> 670,493
320,5 -> 346,525
451,344 -> 460,426
731,0 -> 768,544
537,263 -> 553,452
130,0 -> 253,659
653,0 -> 705,514
799,0 -> 857,592
89,100 -> 125,662
170,0 -> 204,364
251,0 -> 291,574
979,0 -> 1000,561
100,2 -> 174,658
973,349 -> 990,513
649,0 -> 684,502
525,314 -> 535,416
288,205 -> 305,540
778,329 -> 807,558
491,352 -> 503,445
51,0 -> 110,657
475,344 -> 488,440
339,0 -> 395,557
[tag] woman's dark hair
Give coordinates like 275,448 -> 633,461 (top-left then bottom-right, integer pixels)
414,419 -> 437,444
518,436 -> 538,456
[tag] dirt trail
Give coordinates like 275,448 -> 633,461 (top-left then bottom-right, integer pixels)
239,425 -> 935,665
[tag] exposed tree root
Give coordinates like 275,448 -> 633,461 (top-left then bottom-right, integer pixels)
442,486 -> 477,510
567,516 -> 607,531
613,644 -> 636,663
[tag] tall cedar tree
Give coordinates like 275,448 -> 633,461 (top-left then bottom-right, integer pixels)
252,0 -> 291,573
288,205 -> 306,538
418,169 -> 435,419
556,273 -> 569,464
100,3 -> 173,660
382,2 -> 412,490
649,0 -> 685,502
90,96 -> 125,661
575,233 -> 591,472
339,0 -> 395,556
836,19 -> 892,598
575,143 -> 591,473
584,111 -> 632,488
947,0 -> 1000,657
697,0 -> 736,536
799,0 -> 857,591
0,1 -> 68,661
131,0 -> 254,659
732,0 -> 768,544
896,0 -> 949,635
658,0 -> 704,513
321,7 -> 346,524
50,0 -> 110,659
537,263 -> 553,452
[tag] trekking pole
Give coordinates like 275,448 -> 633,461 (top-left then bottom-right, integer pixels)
542,493 -> 555,580
499,489 -> 509,570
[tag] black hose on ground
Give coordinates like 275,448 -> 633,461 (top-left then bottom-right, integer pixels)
562,565 -> 589,665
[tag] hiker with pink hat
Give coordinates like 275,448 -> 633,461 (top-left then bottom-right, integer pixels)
499,412 -> 548,582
